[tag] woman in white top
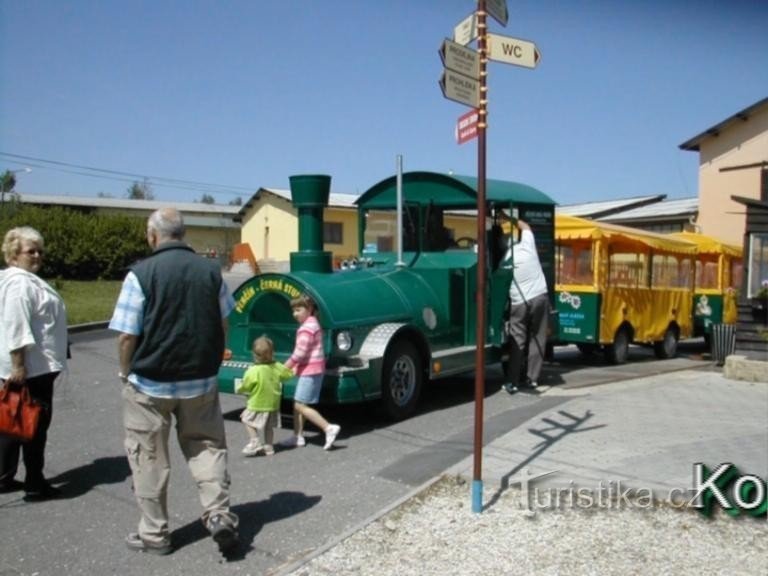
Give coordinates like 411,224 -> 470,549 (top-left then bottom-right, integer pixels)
505,219 -> 549,393
0,226 -> 68,500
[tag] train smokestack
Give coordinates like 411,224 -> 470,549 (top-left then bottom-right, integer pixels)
289,174 -> 333,273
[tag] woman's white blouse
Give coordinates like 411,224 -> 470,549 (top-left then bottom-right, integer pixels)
0,267 -> 68,379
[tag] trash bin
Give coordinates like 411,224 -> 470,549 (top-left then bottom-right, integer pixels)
711,323 -> 736,366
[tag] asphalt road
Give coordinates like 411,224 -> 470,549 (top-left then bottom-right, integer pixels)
0,330 -> 710,576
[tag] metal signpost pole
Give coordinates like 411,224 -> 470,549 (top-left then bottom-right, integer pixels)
472,0 -> 488,514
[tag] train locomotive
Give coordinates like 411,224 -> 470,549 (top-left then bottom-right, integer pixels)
218,172 -> 556,420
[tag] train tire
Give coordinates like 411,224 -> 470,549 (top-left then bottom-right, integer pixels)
606,327 -> 630,364
654,326 -> 679,359
380,340 -> 423,421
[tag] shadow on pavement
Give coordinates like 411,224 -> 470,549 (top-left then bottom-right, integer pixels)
48,455 -> 131,498
171,490 -> 322,561
483,408 -> 607,511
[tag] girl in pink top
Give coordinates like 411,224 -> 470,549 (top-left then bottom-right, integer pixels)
280,294 -> 341,451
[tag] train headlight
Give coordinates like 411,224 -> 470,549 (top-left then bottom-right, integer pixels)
336,331 -> 353,351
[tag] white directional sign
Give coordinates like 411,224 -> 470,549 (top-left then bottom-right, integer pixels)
486,0 -> 508,27
439,70 -> 480,108
487,33 -> 540,69
440,38 -> 480,79
453,12 -> 478,46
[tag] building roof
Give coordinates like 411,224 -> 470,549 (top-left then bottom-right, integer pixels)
15,193 -> 241,227
235,187 -> 358,221
599,197 -> 698,223
556,194 -> 665,218
17,193 -> 241,214
679,96 -> 768,152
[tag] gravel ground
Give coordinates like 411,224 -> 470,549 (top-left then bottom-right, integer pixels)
284,475 -> 768,576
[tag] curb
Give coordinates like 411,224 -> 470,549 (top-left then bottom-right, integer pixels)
67,321 -> 110,334
267,474 -> 445,576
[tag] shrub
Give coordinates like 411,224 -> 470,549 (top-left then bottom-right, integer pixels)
0,204 -> 149,280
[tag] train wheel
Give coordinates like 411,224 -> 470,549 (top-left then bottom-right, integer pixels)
381,340 -> 423,421
654,326 -> 679,359
606,327 -> 630,364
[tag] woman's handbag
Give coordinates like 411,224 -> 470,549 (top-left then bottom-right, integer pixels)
0,382 -> 42,442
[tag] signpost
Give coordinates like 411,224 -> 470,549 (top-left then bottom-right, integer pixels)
438,0 -> 540,515
487,33 -> 540,69
486,0 -> 509,27
439,70 -> 480,108
453,12 -> 478,46
440,38 -> 480,79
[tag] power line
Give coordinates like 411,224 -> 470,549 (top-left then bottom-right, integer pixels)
0,151 -> 257,197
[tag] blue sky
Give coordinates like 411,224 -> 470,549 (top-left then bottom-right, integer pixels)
1,1 -> 766,206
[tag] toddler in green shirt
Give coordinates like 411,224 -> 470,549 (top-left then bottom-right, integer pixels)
235,335 -> 293,456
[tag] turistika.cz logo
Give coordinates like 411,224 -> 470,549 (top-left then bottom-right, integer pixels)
691,463 -> 766,518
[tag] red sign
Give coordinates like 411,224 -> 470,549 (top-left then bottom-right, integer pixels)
456,109 -> 479,145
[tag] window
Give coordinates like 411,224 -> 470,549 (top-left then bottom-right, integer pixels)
324,222 -> 343,245
608,252 -> 647,287
748,233 -> 768,297
652,254 -> 693,289
556,242 -> 593,285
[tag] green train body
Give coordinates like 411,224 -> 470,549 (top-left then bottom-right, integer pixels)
218,172 -> 556,419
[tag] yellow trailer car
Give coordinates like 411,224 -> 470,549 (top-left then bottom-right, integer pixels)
669,231 -> 742,345
555,214 -> 697,363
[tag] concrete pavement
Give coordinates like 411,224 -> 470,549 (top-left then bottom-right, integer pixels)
449,367 -> 768,514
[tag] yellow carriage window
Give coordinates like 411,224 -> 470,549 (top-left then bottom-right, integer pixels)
653,254 -> 693,288
556,242 -> 593,285
609,252 -> 647,287
695,257 -> 719,290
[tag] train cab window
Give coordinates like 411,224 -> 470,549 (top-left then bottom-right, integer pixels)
608,251 -> 647,288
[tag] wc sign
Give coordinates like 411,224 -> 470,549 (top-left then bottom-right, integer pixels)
690,463 -> 767,518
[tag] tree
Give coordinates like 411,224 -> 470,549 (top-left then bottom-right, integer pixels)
228,197 -> 243,206
199,193 -> 215,204
126,179 -> 154,200
1,170 -> 18,216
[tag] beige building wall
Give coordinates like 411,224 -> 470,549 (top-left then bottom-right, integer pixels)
240,195 -> 360,266
324,207 -> 359,262
240,195 -> 297,262
696,104 -> 768,245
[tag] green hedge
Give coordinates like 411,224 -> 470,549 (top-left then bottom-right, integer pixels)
0,204 -> 150,280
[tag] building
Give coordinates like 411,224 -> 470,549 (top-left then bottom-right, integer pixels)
557,194 -> 698,233
14,193 -> 240,258
236,187 -> 359,270
679,97 -> 768,245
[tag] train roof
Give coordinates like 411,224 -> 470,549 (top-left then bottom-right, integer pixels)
356,171 -> 555,210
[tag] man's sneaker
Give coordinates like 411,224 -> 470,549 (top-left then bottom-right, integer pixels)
125,532 -> 173,556
242,442 -> 261,457
503,382 -> 518,394
263,445 -> 275,456
323,424 -> 341,450
278,435 -> 306,448
208,514 -> 239,554
529,380 -> 538,389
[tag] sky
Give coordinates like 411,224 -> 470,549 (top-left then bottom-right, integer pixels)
1,0 -> 766,207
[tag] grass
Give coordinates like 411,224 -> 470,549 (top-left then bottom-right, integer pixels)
54,279 -> 123,326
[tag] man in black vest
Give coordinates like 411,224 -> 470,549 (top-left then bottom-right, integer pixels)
109,207 -> 238,556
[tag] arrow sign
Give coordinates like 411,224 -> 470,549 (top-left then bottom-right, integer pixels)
440,38 -> 480,79
439,69 -> 480,108
487,33 -> 540,69
453,12 -> 478,46
486,0 -> 509,27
